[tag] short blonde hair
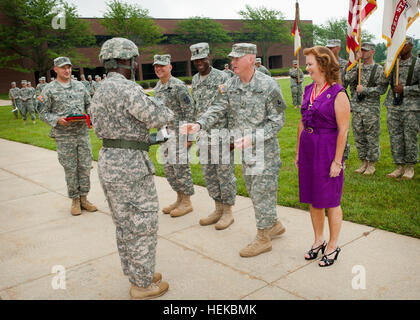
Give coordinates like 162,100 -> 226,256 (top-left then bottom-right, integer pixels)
303,46 -> 341,85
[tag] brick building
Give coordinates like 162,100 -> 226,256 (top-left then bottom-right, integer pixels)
0,17 -> 312,93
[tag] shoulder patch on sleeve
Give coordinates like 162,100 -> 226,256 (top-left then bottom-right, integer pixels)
218,84 -> 227,94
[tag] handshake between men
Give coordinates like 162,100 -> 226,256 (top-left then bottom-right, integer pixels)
179,123 -> 252,150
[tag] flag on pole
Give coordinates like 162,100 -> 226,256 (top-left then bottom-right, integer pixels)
292,1 -> 301,56
382,0 -> 419,77
346,0 -> 378,71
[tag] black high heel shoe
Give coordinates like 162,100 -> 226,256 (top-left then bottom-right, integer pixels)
304,241 -> 327,260
319,247 -> 341,267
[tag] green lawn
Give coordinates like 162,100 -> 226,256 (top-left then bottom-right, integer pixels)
1,77 -> 419,238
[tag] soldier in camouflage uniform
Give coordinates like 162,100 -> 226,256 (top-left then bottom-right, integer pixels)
223,63 -> 235,78
80,74 -> 94,96
289,60 -> 304,108
153,54 -> 195,217
35,77 -> 47,113
327,39 -> 351,163
255,58 -> 271,76
20,80 -> 36,124
90,38 -> 173,300
87,75 -> 94,96
39,57 -> 97,216
27,82 -> 37,119
384,36 -> 420,180
8,82 -> 20,119
190,42 -> 237,230
182,43 -> 287,258
92,75 -> 102,92
345,42 -> 388,175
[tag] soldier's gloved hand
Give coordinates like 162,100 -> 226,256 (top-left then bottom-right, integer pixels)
234,136 -> 252,149
393,85 -> 403,94
180,123 -> 200,135
356,85 -> 364,93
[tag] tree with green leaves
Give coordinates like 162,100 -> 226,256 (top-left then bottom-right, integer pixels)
373,42 -> 387,63
237,5 -> 291,67
0,0 -> 95,76
101,0 -> 165,52
170,17 -> 233,58
313,18 -> 375,59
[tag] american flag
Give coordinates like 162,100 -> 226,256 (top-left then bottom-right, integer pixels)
292,1 -> 301,56
346,0 -> 378,71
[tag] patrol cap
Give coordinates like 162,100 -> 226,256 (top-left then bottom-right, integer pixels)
405,36 -> 414,44
11,82 -> 16,85
326,39 -> 341,48
255,58 -> 262,63
27,81 -> 31,85
21,80 -> 27,84
41,77 -> 46,81
190,43 -> 210,61
293,60 -> 298,65
153,54 -> 171,66
103,74 -> 106,77
361,42 -> 376,51
54,56 -> 72,67
224,63 -> 229,67
228,43 -> 257,58
95,75 -> 100,79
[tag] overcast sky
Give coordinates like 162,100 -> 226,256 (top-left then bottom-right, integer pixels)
69,0 -> 420,44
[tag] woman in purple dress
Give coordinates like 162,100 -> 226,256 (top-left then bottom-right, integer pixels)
294,46 -> 350,267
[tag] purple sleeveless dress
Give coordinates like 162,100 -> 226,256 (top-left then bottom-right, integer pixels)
298,83 -> 345,209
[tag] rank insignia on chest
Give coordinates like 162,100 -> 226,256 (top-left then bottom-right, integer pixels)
37,95 -> 45,103
218,84 -> 227,94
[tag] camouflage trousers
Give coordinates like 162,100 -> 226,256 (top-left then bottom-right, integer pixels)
20,101 -> 36,121
200,144 -> 236,206
352,110 -> 381,162
55,134 -> 92,199
242,140 -> 281,229
343,133 -> 351,161
161,138 -> 195,195
387,109 -> 420,164
98,162 -> 158,288
291,85 -> 303,106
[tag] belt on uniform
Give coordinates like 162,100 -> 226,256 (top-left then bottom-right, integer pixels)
304,127 -> 337,134
102,139 -> 149,151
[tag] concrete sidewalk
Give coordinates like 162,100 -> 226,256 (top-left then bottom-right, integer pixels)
0,138 -> 419,300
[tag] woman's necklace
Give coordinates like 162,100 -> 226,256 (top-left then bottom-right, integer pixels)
308,82 -> 329,110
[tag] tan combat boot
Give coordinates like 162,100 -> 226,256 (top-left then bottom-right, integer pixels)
80,195 -> 98,212
162,192 -> 182,214
130,281 -> 169,300
152,273 -> 162,283
170,194 -> 193,217
363,161 -> 376,175
386,165 -> 405,179
239,229 -> 272,258
401,164 -> 415,180
71,197 -> 82,216
199,201 -> 223,226
267,220 -> 286,239
215,204 -> 234,230
354,160 -> 368,174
